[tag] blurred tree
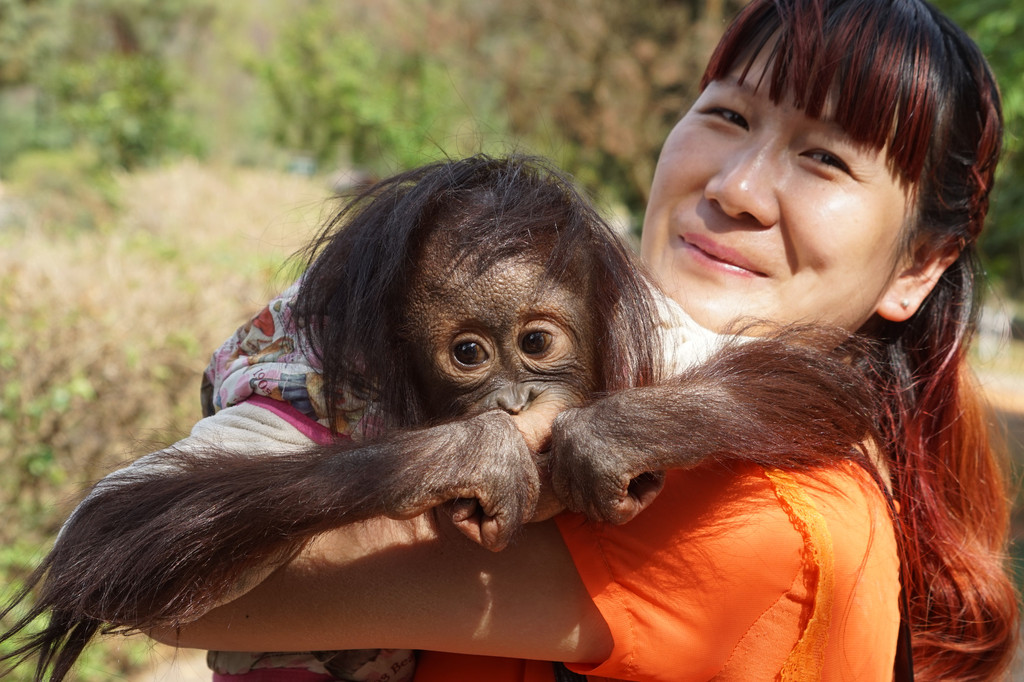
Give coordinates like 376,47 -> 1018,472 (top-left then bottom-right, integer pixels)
254,0 -> 510,175
44,0 -> 214,169
0,0 -> 61,87
252,0 -> 740,218
1,0 -> 1019,286
0,0 -> 212,172
0,0 -> 62,165
478,0 -> 739,214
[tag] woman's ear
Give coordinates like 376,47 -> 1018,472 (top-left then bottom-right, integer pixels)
876,243 -> 960,322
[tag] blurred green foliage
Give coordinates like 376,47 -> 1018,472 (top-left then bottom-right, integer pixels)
0,159 -> 330,677
933,0 -> 1024,293
4,146 -> 119,231
0,0 -> 1019,291
254,3 -> 508,174
0,0 -> 205,170
46,53 -> 199,169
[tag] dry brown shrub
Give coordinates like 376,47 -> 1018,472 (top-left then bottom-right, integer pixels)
0,161 -> 330,540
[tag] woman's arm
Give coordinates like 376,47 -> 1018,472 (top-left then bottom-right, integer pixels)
158,462 -> 901,681
156,515 -> 613,664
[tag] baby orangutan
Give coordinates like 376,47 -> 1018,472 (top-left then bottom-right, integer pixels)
0,155 -> 880,682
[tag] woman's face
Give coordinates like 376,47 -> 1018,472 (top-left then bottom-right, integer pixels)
641,71 -> 946,333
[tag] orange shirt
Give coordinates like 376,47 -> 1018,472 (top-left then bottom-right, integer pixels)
415,462 -> 900,681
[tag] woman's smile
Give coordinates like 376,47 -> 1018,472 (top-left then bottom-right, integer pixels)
678,231 -> 768,278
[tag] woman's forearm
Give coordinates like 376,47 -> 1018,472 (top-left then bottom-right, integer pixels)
155,515 -> 612,664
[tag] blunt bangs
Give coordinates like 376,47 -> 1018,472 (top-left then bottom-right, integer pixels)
702,0 -> 946,185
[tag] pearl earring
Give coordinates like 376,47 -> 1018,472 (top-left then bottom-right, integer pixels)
900,299 -> 910,309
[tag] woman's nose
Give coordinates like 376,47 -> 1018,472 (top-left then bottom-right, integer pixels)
704,147 -> 780,227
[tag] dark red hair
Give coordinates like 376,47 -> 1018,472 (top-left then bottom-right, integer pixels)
703,0 -> 1017,679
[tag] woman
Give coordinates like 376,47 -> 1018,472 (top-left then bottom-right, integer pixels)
116,0 -> 1024,678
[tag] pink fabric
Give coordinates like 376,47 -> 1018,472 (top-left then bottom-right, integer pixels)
247,394 -> 335,446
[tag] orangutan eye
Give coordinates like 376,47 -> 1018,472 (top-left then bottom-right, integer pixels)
520,331 -> 552,356
452,341 -> 488,366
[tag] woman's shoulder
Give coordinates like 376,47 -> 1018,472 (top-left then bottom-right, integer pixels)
557,461 -> 900,681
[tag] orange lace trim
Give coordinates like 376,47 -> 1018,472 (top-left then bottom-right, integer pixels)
764,468 -> 835,680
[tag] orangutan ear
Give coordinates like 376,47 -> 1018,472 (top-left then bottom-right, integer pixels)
876,242 -> 960,322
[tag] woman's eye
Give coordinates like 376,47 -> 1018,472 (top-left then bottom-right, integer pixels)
452,341 -> 488,366
805,150 -> 851,174
709,107 -> 749,130
520,331 -> 552,356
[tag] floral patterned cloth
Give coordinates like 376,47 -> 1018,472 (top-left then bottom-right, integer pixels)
200,281 -> 371,436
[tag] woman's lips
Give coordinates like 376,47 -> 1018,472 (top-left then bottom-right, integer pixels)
680,233 -> 767,277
